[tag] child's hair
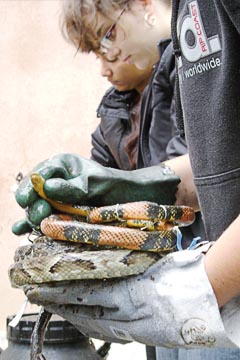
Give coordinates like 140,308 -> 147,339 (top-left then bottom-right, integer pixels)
61,0 -> 129,53
61,0 -> 171,53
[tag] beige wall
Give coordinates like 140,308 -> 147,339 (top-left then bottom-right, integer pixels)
0,0 -> 108,330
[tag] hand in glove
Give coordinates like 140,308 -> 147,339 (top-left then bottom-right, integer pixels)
24,243 -> 238,348
13,153 -> 180,234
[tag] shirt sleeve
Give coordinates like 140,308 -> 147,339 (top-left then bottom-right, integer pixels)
91,125 -> 119,168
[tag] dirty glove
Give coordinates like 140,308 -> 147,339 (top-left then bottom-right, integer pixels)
25,244 -> 240,348
13,153 -> 180,234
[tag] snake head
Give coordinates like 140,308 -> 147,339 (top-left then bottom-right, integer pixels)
30,173 -> 45,197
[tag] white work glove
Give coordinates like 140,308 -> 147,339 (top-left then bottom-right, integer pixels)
25,243 -> 240,348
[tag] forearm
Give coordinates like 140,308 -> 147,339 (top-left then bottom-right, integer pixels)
204,215 -> 240,308
163,154 -> 199,211
164,156 -> 240,307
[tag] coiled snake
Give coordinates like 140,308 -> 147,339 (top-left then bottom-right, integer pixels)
9,173 -> 196,360
10,173 -> 195,288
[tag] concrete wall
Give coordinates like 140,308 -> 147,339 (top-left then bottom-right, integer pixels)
0,0 -> 108,330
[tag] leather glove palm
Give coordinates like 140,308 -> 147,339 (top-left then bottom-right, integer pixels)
13,153 -> 180,233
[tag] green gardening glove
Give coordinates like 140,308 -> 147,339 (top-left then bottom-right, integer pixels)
13,153 -> 180,234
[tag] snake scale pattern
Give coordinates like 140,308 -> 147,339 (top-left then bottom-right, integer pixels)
9,174 -> 195,288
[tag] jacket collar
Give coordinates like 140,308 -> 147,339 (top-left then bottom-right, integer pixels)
157,38 -> 172,58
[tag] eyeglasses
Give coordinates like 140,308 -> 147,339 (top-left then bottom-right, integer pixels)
100,2 -> 130,61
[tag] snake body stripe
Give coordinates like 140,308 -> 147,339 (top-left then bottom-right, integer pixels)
40,215 -> 178,252
30,174 -> 195,226
88,201 -> 195,225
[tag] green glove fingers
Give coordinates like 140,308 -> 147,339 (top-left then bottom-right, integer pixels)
15,174 -> 38,208
27,199 -> 52,226
12,219 -> 32,235
44,177 -> 89,204
15,158 -> 74,208
15,154 -> 102,208
12,199 -> 52,235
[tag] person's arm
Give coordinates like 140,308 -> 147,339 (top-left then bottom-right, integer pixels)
163,153 -> 200,211
165,155 -> 240,306
204,215 -> 240,308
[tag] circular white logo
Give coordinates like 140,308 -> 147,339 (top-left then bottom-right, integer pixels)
181,318 -> 216,346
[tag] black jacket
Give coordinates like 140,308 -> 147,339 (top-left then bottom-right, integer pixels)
91,40 -> 187,170
137,40 -> 187,168
92,88 -> 141,169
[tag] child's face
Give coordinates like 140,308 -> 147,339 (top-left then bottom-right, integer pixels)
96,1 -> 170,70
96,54 -> 153,93
95,5 -> 156,69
